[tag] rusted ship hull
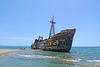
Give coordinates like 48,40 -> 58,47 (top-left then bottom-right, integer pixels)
31,29 -> 76,52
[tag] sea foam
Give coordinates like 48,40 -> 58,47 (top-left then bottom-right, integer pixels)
86,60 -> 100,62
62,59 -> 82,62
16,54 -> 59,59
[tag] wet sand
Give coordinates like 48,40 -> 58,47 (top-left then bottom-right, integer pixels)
0,49 -> 41,57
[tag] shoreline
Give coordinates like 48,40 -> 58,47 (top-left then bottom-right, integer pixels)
0,49 -> 42,57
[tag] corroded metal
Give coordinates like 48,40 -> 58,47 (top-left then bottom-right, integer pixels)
49,16 -> 56,39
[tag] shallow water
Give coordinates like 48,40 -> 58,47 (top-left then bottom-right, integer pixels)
0,47 -> 100,67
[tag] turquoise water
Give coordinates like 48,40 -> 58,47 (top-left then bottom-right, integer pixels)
0,46 -> 100,67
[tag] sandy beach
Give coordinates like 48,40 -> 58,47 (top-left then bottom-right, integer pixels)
0,49 -> 41,57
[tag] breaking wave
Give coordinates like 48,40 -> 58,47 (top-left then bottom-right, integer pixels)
16,54 -> 59,59
62,58 -> 82,62
61,58 -> 100,63
86,60 -> 100,63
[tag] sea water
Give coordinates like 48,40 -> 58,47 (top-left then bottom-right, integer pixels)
0,46 -> 100,67
0,46 -> 31,49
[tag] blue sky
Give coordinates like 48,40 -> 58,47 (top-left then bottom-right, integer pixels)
0,0 -> 100,46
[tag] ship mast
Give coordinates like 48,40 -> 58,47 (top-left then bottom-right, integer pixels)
49,16 -> 56,39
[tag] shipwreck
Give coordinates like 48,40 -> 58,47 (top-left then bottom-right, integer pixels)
31,17 -> 76,52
